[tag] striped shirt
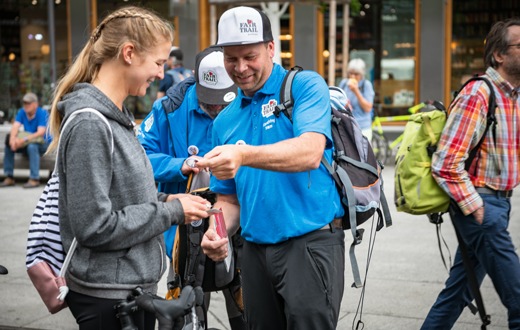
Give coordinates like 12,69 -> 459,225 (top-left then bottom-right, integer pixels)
432,67 -> 520,215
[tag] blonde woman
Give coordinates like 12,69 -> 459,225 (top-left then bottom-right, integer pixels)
47,6 -> 211,329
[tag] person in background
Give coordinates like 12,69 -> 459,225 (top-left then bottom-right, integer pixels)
339,58 -> 375,141
46,6 -> 212,330
156,47 -> 192,99
196,6 -> 345,330
422,18 -> 520,330
0,92 -> 51,188
137,46 -> 245,330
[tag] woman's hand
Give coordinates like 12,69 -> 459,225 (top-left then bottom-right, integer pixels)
176,195 -> 212,224
347,78 -> 359,92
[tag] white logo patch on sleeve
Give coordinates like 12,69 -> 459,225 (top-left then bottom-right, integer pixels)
144,114 -> 154,132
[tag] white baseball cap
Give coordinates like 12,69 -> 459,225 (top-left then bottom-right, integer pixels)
216,6 -> 274,47
195,47 -> 237,105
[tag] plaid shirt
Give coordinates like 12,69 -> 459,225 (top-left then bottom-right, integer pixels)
432,67 -> 520,215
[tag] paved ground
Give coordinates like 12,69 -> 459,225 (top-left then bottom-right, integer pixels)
0,164 -> 517,330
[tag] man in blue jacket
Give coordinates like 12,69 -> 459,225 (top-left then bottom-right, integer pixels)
1,92 -> 51,188
138,46 -> 244,329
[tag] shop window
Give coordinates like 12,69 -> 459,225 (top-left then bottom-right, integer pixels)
379,0 -> 416,116
450,0 -> 519,94
325,0 -> 416,116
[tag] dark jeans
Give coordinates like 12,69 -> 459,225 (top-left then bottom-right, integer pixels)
241,228 -> 345,330
66,290 -> 156,330
421,193 -> 520,330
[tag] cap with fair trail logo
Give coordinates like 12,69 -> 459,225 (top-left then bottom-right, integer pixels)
216,6 -> 274,47
195,46 -> 237,105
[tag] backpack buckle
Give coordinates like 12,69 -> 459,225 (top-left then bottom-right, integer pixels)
354,228 -> 364,245
274,101 -> 292,118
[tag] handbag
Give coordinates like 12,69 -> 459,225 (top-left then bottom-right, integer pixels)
25,108 -> 113,313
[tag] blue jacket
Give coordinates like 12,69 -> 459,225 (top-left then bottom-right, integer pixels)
137,77 -> 215,257
138,77 -> 214,194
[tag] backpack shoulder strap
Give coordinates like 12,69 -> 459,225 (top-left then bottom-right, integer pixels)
162,76 -> 196,114
57,108 -> 113,278
457,76 -> 497,171
273,66 -> 303,121
161,76 -> 196,158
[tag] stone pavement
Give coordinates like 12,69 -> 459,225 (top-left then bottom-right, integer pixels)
0,165 -> 517,330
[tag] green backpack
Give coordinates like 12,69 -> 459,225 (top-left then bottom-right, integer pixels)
394,76 -> 497,215
394,102 -> 450,214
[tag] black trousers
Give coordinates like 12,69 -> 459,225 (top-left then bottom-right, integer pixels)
66,290 -> 156,330
241,228 -> 345,330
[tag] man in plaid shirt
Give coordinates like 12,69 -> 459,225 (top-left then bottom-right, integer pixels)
422,18 -> 520,329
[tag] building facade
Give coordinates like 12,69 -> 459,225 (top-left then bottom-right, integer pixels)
0,0 -> 517,120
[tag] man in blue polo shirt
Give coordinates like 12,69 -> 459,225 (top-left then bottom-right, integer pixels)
1,92 -> 51,188
196,7 -> 345,330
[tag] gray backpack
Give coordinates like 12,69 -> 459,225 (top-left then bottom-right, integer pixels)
273,67 -> 392,288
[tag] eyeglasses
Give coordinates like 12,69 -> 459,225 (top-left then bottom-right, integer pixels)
507,43 -> 520,49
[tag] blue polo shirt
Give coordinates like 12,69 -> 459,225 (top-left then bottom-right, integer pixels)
210,64 -> 343,244
139,84 -> 214,193
15,106 -> 52,143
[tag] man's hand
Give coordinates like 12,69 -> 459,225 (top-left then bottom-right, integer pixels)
472,206 -> 485,225
9,135 -> 26,152
181,156 -> 205,176
201,227 -> 229,262
195,145 -> 244,180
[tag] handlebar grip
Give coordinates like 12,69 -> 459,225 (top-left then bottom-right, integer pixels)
135,285 -> 199,330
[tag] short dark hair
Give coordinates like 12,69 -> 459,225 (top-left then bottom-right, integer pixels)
484,18 -> 520,68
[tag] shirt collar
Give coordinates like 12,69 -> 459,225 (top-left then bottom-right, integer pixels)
486,67 -> 517,97
239,63 -> 286,107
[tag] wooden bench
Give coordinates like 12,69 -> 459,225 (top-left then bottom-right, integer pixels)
0,124 -> 55,180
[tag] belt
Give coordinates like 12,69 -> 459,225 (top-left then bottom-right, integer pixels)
475,187 -> 513,198
320,218 -> 343,230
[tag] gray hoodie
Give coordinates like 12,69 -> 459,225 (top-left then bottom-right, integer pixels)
57,83 -> 184,299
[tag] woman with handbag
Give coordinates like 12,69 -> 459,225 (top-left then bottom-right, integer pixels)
45,6 -> 212,330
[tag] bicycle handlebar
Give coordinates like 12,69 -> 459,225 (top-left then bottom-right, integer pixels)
115,285 -> 204,330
